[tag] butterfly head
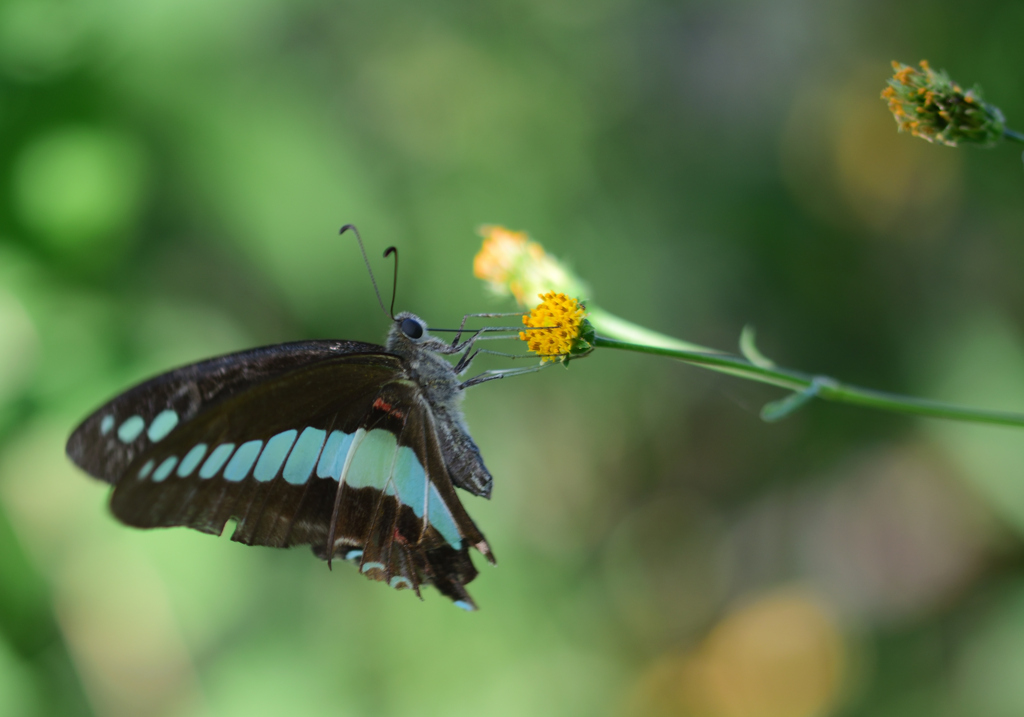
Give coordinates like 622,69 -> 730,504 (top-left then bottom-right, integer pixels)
386,311 -> 434,355
397,314 -> 425,340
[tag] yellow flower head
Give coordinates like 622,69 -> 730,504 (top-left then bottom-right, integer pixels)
882,60 -> 1004,147
520,291 -> 587,362
473,225 -> 587,308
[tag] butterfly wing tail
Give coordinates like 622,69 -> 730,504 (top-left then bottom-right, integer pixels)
422,544 -> 480,611
355,492 -> 426,597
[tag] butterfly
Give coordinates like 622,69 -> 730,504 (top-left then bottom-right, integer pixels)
65,228 -> 540,611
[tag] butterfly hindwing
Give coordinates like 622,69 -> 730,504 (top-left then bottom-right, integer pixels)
67,342 -> 492,607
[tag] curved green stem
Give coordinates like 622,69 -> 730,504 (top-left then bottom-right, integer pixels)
1004,127 -> 1024,143
593,336 -> 1024,429
586,307 -> 719,354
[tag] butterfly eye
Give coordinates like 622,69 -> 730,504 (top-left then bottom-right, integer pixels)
400,317 -> 424,339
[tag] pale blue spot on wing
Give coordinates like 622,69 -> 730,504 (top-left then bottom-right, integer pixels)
253,430 -> 297,482
147,410 -> 179,442
429,483 -> 462,549
138,459 -> 154,479
317,431 -> 354,479
177,444 -> 208,477
153,456 -> 178,482
344,549 -> 363,561
223,440 -> 262,482
347,429 -> 397,490
200,443 -> 235,479
283,427 -> 326,485
391,446 -> 427,517
453,600 -> 475,612
100,415 -> 114,435
117,416 -> 145,443
360,561 -> 386,574
389,576 -> 413,590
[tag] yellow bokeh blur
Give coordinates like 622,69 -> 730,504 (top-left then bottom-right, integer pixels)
628,588 -> 845,717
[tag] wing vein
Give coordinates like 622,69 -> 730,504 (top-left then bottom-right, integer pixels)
326,427 -> 366,565
282,412 -> 338,546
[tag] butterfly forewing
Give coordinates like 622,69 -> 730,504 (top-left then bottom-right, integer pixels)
108,356 -> 393,530
66,341 -> 492,608
66,340 -> 387,484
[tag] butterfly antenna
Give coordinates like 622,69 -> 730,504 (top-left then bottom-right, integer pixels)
340,224 -> 390,319
383,246 -> 398,320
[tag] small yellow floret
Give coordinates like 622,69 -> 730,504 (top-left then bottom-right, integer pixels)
519,291 -> 586,362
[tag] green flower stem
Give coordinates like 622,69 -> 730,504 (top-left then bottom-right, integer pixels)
586,307 -> 720,354
592,335 -> 1024,429
1004,128 -> 1024,144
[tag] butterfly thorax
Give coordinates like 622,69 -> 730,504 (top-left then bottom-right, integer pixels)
385,314 -> 463,411
385,312 -> 494,499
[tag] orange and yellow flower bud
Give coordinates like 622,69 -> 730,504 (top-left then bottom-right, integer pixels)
473,225 -> 587,308
882,60 -> 1004,147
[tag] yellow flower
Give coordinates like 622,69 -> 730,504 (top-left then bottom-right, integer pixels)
520,291 -> 586,362
473,225 -> 587,307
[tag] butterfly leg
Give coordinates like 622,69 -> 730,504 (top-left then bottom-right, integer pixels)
427,327 -> 508,356
460,363 -> 554,389
448,312 -> 525,346
454,347 -> 480,374
454,347 -> 548,375
446,324 -> 558,354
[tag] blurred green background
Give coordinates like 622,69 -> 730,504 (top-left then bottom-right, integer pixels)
3,1 -> 1024,715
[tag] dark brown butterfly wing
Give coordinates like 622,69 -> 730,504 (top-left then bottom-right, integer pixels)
66,341 -> 493,609
67,340 -> 383,484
